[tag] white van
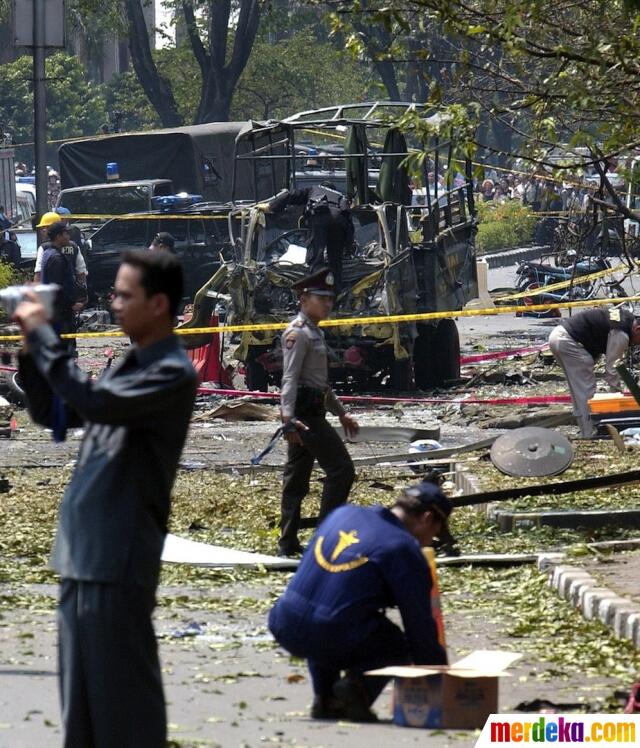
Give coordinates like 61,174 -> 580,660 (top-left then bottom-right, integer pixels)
15,188 -> 35,222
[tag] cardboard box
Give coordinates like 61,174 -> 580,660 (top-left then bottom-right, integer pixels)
367,650 -> 521,729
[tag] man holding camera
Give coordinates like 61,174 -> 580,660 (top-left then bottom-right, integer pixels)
14,250 -> 197,748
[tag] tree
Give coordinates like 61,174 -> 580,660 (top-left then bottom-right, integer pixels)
0,52 -> 108,163
104,46 -> 204,129
104,71 -> 162,132
182,0 -> 261,122
124,0 -> 184,126
231,29 -> 374,120
0,0 -> 12,64
333,0 -> 640,164
122,0 -> 261,125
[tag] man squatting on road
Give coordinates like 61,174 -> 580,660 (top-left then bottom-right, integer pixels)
549,307 -> 640,437
277,267 -> 359,557
15,250 -> 198,748
269,480 -> 451,722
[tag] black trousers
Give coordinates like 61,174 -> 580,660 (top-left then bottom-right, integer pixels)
58,579 -> 166,748
306,208 -> 352,292
279,415 -> 355,551
269,607 -> 410,704
307,616 -> 411,703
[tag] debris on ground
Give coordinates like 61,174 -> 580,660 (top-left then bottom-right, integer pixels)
193,400 -> 279,422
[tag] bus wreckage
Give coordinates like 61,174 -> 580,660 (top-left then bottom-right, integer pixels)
183,103 -> 479,391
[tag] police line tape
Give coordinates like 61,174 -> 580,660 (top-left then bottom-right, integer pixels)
493,262 -> 636,302
61,209 -> 575,223
195,385 -> 574,407
63,214 -> 229,221
0,293 -> 638,343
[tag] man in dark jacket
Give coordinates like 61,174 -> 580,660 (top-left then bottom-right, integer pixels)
39,221 -> 84,338
15,250 -> 198,748
0,230 -> 21,268
549,307 -> 640,436
261,185 -> 354,292
269,480 -> 450,722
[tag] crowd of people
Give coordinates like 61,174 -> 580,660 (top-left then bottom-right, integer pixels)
476,169 -> 599,213
15,160 -> 61,209
410,164 -> 603,215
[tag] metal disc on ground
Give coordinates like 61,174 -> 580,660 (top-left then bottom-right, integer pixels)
490,427 -> 574,477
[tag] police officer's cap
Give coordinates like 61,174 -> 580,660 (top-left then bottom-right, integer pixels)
47,221 -> 69,240
403,480 -> 454,545
291,267 -> 335,297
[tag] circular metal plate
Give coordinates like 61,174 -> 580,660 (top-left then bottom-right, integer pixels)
490,427 -> 574,478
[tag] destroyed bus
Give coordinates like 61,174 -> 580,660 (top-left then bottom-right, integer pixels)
190,103 -> 479,391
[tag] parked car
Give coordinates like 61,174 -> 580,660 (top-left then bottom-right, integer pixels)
86,207 -> 235,303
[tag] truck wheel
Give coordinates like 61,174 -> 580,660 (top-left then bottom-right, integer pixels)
413,320 -> 460,388
413,324 -> 435,389
245,349 -> 269,392
390,358 -> 413,391
432,319 -> 460,385
7,372 -> 24,403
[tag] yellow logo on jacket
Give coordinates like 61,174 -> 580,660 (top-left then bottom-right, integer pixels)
314,530 -> 368,572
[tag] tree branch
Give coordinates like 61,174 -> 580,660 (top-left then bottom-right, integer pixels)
182,1 -> 210,73
210,0 -> 231,73
228,0 -> 261,87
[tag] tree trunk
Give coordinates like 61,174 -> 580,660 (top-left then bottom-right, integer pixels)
0,22 -> 14,64
375,58 -> 401,100
124,0 -> 184,127
183,0 -> 260,124
352,14 -> 401,101
196,71 -> 232,122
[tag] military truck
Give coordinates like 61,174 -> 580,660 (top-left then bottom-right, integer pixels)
58,122 -> 287,207
190,103 -> 478,390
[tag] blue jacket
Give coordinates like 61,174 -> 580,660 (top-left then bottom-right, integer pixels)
270,504 -> 447,665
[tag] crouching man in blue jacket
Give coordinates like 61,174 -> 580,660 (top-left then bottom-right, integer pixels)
268,481 -> 451,722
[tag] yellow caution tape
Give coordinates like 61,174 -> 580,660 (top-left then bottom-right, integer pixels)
494,262 -> 636,301
0,294 -> 638,343
64,213 -> 228,221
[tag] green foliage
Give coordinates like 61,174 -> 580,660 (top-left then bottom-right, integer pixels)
231,30 -> 375,121
0,259 -> 17,289
332,0 -> 640,168
104,47 -> 201,130
156,46 -> 202,123
476,200 -> 537,253
104,71 -> 161,132
0,52 -> 107,161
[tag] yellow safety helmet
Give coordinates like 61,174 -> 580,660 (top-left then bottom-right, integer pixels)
36,211 -> 62,228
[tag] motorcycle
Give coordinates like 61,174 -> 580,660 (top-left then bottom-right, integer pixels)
514,252 -> 627,318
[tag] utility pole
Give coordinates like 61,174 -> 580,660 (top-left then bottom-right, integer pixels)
33,0 -> 48,221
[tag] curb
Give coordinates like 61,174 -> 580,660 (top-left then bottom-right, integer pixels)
540,559 -> 640,647
483,245 -> 549,269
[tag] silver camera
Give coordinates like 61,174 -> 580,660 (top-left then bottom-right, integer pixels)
0,284 -> 59,319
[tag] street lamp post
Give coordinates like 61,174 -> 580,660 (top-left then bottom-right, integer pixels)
33,0 -> 48,220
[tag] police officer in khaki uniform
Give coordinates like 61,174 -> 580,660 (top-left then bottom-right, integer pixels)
278,268 -> 358,556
